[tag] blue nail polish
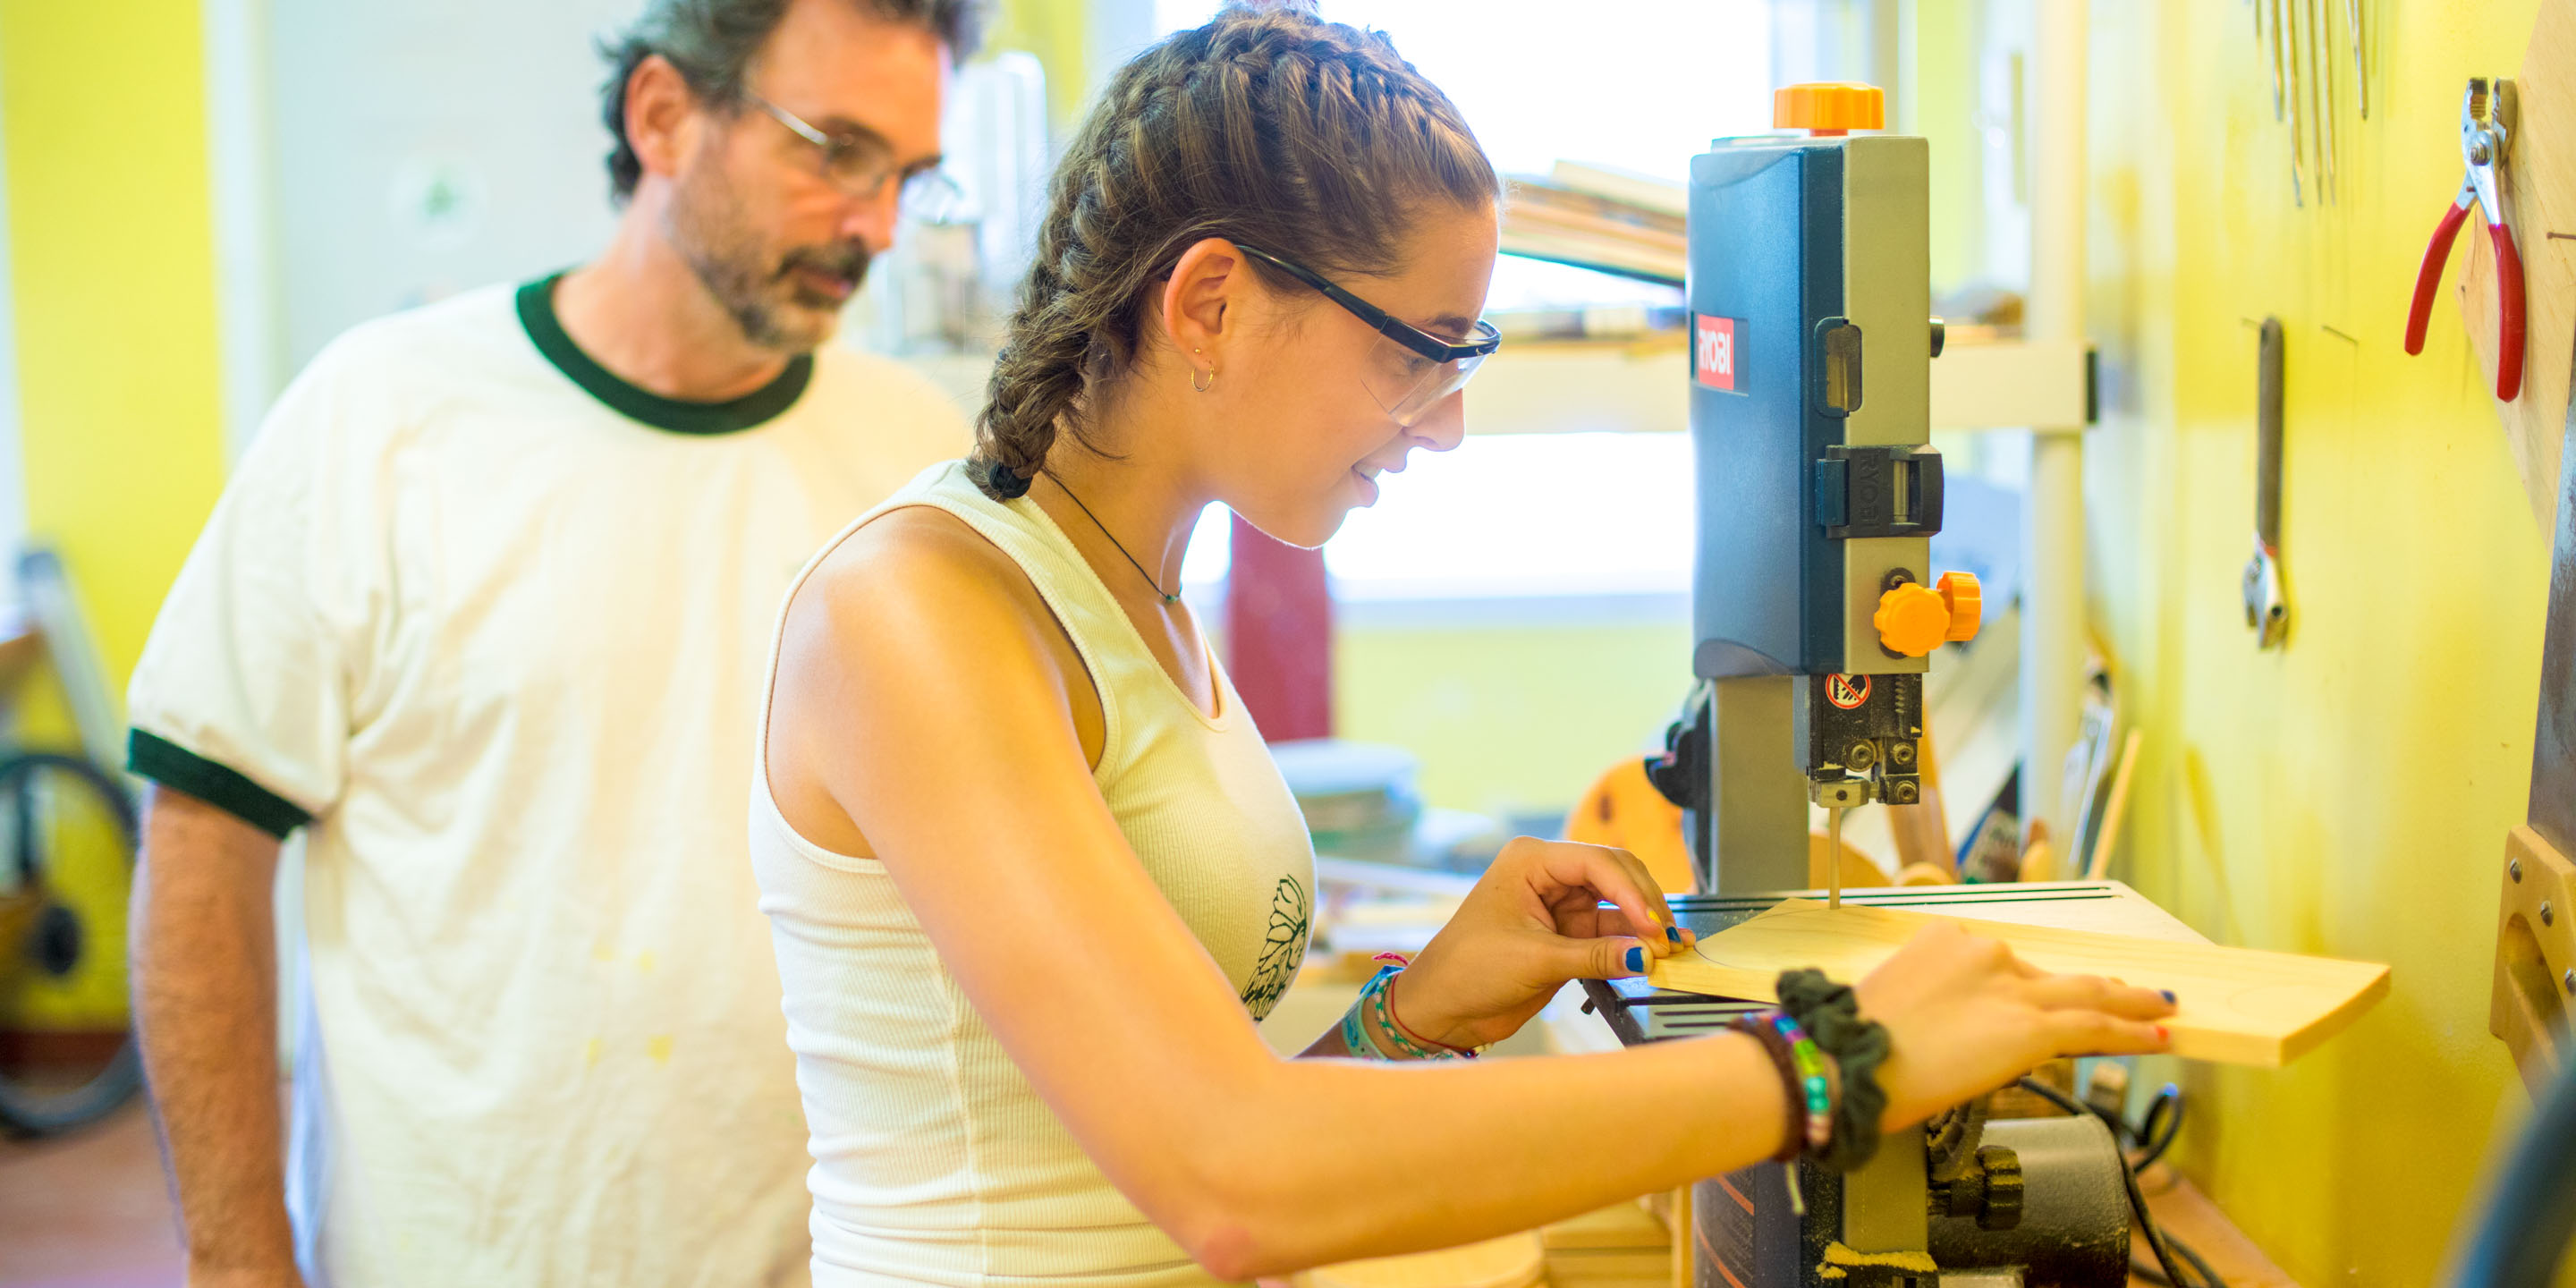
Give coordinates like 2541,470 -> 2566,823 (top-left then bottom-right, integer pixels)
2160,989 -> 2178,1004
1665,926 -> 1682,944
1625,946 -> 1645,974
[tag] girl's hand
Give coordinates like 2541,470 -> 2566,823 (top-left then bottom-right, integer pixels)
1856,921 -> 2177,1130
1388,837 -> 1690,1051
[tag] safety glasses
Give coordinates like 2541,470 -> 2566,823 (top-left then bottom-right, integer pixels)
1234,242 -> 1500,426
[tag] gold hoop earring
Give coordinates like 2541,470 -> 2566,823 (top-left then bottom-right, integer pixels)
1191,348 -> 1216,393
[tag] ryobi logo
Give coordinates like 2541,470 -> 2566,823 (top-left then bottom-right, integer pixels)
1695,315 -> 1740,392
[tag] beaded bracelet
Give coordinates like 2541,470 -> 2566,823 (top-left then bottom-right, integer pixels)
1767,1013 -> 1834,1151
1729,1010 -> 1833,1158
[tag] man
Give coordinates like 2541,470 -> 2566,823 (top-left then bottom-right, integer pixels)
124,1 -> 983,1283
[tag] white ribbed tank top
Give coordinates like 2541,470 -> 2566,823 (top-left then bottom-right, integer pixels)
751,461 -> 1316,1286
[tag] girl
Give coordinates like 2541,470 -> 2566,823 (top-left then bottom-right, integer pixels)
754,7 -> 2173,1283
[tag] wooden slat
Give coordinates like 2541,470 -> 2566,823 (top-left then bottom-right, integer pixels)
0,612 -> 40,698
1539,1201 -> 1666,1252
1644,900 -> 2388,1067
1302,1233 -> 1546,1288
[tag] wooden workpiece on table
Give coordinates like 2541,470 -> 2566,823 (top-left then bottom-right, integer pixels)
1647,898 -> 2388,1067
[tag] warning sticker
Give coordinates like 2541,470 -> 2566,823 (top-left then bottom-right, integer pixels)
1825,673 -> 1872,709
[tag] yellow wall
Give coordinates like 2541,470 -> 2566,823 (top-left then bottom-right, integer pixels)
982,0 -> 1095,135
0,0 -> 228,1026
2082,4 -> 2544,1283
1346,3 -> 2558,1279
3,0 -> 228,688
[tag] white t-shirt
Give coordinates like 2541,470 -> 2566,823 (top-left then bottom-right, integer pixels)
125,276 -> 970,1287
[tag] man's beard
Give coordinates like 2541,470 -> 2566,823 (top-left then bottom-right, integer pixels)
667,166 -> 871,355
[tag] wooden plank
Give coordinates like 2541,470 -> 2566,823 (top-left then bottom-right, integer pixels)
2531,275 -> 2576,859
0,609 -> 39,698
1800,881 -> 2208,944
2458,0 -> 2576,530
1643,899 -> 2388,1068
1539,1201 -> 1666,1252
2083,728 -> 2145,881
1303,1233 -> 1546,1288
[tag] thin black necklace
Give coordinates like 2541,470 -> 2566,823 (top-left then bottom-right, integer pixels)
1046,474 -> 1180,605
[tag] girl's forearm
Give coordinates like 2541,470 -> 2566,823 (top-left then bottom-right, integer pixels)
1163,1032 -> 1790,1277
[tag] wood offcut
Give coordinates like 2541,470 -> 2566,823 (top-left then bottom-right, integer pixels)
1645,899 -> 2389,1068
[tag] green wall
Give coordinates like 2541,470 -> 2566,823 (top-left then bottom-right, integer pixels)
1335,616 -> 1690,822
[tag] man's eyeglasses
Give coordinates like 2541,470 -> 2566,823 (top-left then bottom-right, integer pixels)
1233,242 -> 1500,427
748,93 -> 963,224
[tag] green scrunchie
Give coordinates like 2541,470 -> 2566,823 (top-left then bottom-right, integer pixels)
1777,969 -> 1891,1173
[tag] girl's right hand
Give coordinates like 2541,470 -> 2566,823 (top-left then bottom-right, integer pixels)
1854,921 -> 2176,1131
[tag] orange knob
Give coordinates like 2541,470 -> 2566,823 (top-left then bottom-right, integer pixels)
1873,581 -> 1951,658
1774,82 -> 1885,135
1936,571 -> 1982,642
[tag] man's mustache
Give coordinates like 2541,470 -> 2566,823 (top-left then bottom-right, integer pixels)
780,242 -> 871,289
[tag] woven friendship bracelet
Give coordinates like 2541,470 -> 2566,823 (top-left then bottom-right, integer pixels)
1338,972 -> 1392,1060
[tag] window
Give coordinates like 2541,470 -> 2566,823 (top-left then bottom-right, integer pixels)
1179,432 -> 1695,611
1155,0 -> 1768,318
1149,1 -> 1769,182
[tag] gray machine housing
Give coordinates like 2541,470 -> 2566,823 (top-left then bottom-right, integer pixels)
1614,129 -> 2131,1286
1666,131 -> 1945,898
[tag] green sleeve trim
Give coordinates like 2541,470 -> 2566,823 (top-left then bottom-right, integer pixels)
126,729 -> 311,840
514,273 -> 814,436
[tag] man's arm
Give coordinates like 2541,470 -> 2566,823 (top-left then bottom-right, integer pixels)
129,784 -> 302,1287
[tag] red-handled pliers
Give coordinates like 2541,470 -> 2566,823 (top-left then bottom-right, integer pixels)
2406,78 -> 2524,402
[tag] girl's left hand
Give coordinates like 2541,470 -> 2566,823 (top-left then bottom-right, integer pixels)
1385,836 -> 1692,1052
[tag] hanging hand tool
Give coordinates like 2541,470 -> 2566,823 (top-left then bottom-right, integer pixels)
2244,318 -> 2289,649
2281,0 -> 2305,205
2266,0 -> 2285,123
2316,0 -> 2334,202
2406,78 -> 2526,402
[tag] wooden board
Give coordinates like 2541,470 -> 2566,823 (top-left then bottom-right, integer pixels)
1642,899 -> 2389,1068
1803,881 -> 2207,944
1302,1233 -> 1546,1288
0,609 -> 38,698
2461,0 -> 2576,530
1538,1201 -> 1665,1252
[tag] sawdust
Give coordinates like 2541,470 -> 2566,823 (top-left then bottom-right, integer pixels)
1814,1241 -> 1941,1280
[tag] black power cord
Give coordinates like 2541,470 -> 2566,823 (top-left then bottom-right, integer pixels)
2015,1076 -> 2228,1288
2131,1082 -> 2184,1171
2450,1051 -> 2576,1288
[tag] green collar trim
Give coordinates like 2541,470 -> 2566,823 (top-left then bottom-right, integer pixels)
514,273 -> 813,436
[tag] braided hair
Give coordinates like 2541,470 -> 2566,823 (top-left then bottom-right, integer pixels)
970,4 -> 1498,500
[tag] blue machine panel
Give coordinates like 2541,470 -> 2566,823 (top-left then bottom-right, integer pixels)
1688,140 -> 1843,681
